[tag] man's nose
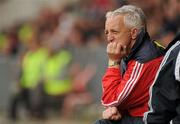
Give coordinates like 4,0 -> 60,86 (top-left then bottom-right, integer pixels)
107,35 -> 114,43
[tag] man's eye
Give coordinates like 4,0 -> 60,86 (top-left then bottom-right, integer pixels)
112,31 -> 118,34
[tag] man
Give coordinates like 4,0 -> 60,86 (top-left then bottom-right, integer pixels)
95,5 -> 164,124
143,32 -> 180,124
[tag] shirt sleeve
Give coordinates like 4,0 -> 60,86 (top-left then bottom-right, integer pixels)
101,60 -> 144,107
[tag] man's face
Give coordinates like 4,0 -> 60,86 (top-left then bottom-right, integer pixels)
105,15 -> 132,49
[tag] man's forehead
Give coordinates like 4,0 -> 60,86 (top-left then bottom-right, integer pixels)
105,15 -> 124,26
106,15 -> 124,22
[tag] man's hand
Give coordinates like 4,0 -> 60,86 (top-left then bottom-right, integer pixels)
107,42 -> 128,61
102,107 -> 122,120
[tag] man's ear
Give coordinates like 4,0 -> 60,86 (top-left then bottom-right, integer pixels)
131,28 -> 138,40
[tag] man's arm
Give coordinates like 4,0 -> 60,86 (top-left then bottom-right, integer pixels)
101,60 -> 144,106
102,39 -> 141,106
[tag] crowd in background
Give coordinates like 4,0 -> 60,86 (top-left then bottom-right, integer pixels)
0,0 -> 179,121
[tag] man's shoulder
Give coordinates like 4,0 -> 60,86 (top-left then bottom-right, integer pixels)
166,41 -> 180,59
133,40 -> 164,64
169,41 -> 180,82
172,41 -> 180,55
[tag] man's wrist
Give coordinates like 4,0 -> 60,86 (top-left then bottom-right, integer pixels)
108,60 -> 120,68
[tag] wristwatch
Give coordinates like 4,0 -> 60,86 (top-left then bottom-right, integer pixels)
108,60 -> 121,67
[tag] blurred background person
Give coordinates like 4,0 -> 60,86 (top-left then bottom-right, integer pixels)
39,39 -> 73,119
9,31 -> 48,120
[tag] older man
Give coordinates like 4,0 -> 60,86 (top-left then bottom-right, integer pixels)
95,5 -> 164,124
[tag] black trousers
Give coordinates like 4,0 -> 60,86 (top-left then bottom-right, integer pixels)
9,88 -> 32,120
94,116 -> 144,124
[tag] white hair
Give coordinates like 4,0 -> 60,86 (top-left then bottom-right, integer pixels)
106,5 -> 146,30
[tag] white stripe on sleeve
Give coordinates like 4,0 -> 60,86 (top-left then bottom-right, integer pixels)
175,50 -> 180,82
102,61 -> 144,106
